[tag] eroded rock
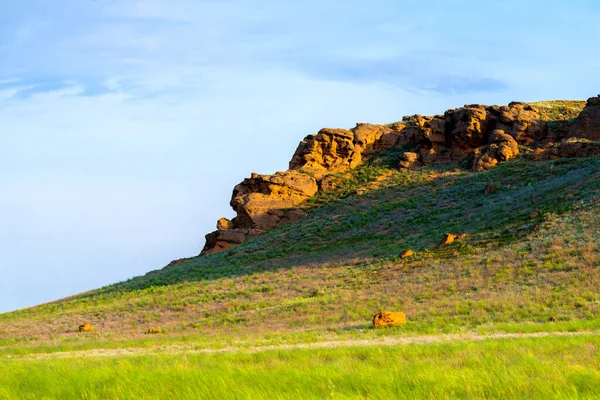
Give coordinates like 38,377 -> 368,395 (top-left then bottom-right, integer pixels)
472,130 -> 520,172
373,311 -> 407,328
569,96 -> 600,140
230,170 -> 318,230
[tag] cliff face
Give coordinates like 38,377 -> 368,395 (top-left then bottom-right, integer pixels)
201,96 -> 598,255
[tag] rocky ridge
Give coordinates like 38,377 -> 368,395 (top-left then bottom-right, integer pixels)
201,96 -> 599,255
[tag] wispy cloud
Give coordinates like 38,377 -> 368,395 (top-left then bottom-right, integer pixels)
1,0 -> 600,312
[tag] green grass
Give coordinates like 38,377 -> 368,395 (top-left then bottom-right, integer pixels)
1,334 -> 599,399
2,156 -> 600,353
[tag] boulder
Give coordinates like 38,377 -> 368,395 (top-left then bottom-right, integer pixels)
373,311 -> 407,328
217,217 -> 233,230
78,323 -> 93,332
568,96 -> 600,140
400,249 -> 414,259
398,152 -> 421,170
440,233 -> 456,247
532,139 -> 600,160
288,128 -> 360,178
494,102 -> 544,144
472,130 -> 520,172
230,170 -> 318,230
445,106 -> 489,149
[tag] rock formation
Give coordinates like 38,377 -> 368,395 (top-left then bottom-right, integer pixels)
199,96 -> 598,255
372,311 -> 407,328
568,96 -> 600,140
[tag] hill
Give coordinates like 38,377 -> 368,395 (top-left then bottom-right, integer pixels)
2,96 -> 600,398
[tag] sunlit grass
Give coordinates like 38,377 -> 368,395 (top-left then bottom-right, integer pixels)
1,334 -> 599,399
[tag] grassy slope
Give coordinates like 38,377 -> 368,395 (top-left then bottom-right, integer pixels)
2,153 -> 600,352
2,100 -> 600,398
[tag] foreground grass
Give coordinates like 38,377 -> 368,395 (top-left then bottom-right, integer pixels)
1,334 -> 599,399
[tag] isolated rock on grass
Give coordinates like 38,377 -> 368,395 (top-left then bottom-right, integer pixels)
440,233 -> 467,247
400,249 -> 414,259
440,233 -> 456,247
373,311 -> 407,328
78,323 -> 93,332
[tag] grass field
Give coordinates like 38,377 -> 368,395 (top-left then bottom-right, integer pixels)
2,333 -> 599,399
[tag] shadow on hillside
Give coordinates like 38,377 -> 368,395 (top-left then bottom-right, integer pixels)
93,156 -> 600,296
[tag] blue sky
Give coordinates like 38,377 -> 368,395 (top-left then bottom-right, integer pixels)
1,0 -> 599,313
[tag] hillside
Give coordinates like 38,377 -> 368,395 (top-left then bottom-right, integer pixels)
2,96 -> 600,349
2,96 -> 600,399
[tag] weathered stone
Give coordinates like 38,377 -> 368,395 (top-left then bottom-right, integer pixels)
398,152 -> 421,170
373,311 -> 407,328
569,96 -> 600,140
217,217 -> 233,230
400,249 -> 414,259
289,128 -> 360,178
440,233 -> 456,247
419,147 -> 438,166
79,323 -> 93,332
201,229 -> 250,254
532,139 -> 600,160
472,130 -> 519,172
230,170 -> 318,230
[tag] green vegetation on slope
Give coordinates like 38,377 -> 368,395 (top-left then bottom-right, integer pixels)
2,154 -> 600,351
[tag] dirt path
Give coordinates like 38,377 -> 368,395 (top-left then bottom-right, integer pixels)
8,330 -> 599,361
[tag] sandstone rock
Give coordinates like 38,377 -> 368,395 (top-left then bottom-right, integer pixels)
419,147 -> 438,166
289,128 -> 360,178
217,217 -> 233,230
398,152 -> 421,170
400,249 -> 414,259
569,95 -> 600,140
353,123 -> 395,154
78,323 -> 93,332
201,98 -> 593,256
230,170 -> 318,230
373,311 -> 407,328
446,106 -> 489,149
472,130 -> 520,172
532,139 -> 600,160
440,233 -> 456,246
483,184 -> 500,195
202,229 -> 250,254
494,102 -> 544,144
